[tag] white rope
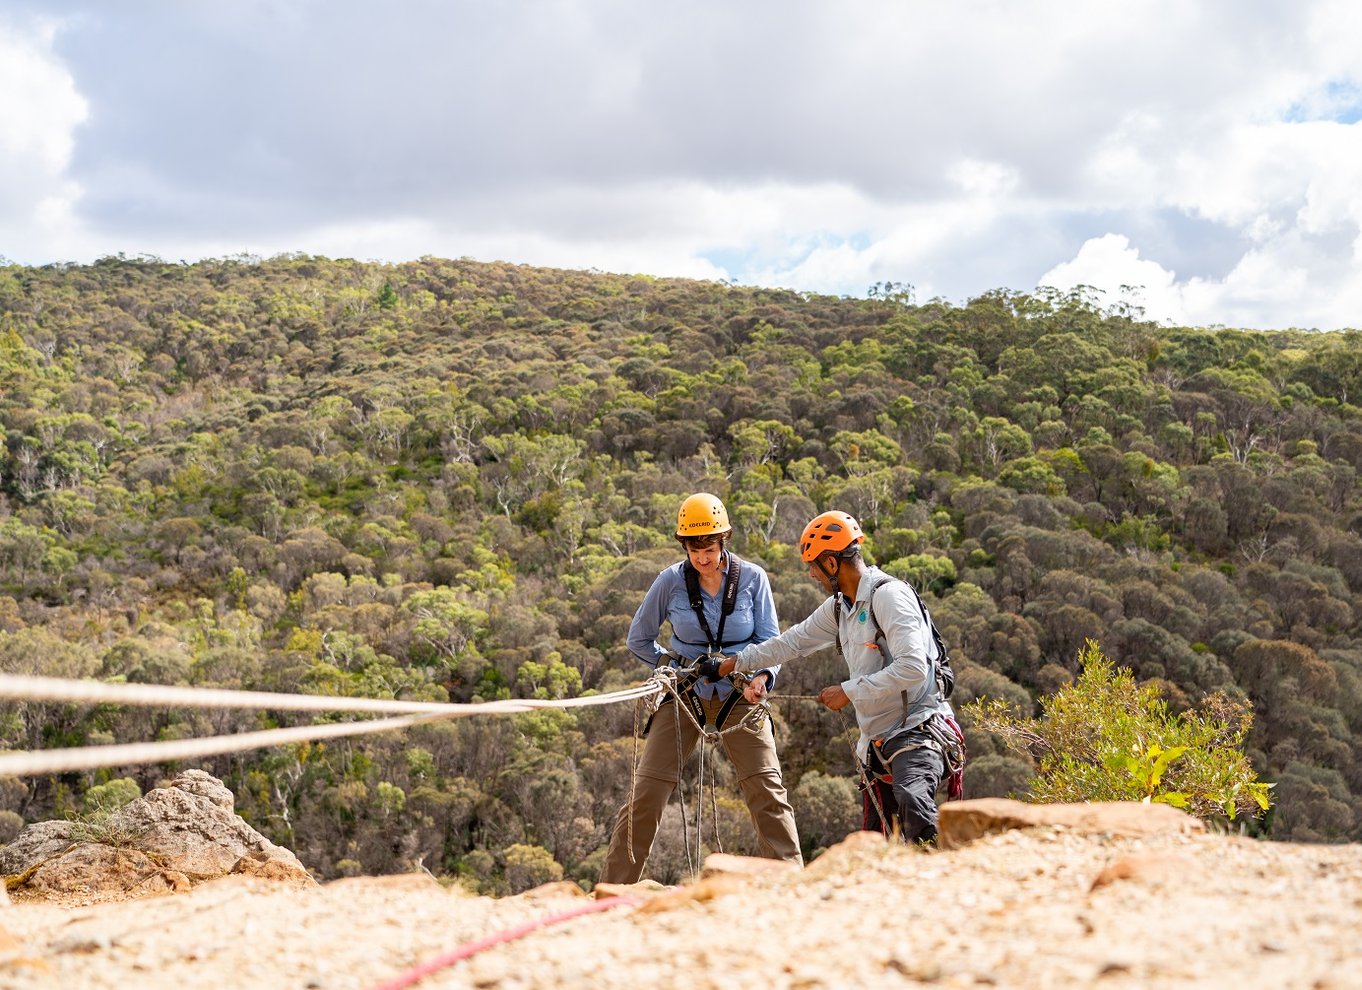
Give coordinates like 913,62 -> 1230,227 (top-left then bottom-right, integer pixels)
0,713 -> 441,777
0,674 -> 662,776
0,673 -> 656,715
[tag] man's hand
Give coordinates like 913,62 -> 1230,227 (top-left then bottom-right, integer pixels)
742,672 -> 770,705
716,656 -> 738,678
817,684 -> 851,711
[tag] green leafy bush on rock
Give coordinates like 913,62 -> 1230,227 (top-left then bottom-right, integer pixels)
965,640 -> 1272,825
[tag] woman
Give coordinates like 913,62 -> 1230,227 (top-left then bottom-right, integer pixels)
598,492 -> 802,883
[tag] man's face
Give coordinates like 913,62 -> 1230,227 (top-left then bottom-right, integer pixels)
808,554 -> 835,592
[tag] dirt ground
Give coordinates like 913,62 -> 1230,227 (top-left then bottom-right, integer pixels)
2,824 -> 1360,990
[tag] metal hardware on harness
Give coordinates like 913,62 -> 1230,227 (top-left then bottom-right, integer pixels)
639,659 -> 772,741
679,664 -> 771,739
645,664 -> 679,715
723,679 -> 773,736
645,653 -> 767,737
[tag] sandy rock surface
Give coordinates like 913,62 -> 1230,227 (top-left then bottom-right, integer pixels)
2,817 -> 1360,990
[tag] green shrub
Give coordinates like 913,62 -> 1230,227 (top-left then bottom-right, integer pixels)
961,754 -> 1034,800
81,777 -> 141,815
0,809 -> 25,844
964,640 -> 1271,825
790,770 -> 861,857
503,842 -> 563,894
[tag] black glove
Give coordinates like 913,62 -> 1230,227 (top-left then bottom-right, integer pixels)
694,656 -> 723,681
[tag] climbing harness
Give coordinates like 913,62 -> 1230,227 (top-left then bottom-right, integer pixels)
624,657 -> 773,876
633,658 -> 763,740
680,553 -> 742,650
672,553 -> 751,734
642,658 -> 770,741
925,711 -> 968,801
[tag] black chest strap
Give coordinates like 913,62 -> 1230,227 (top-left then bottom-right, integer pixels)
651,554 -> 745,733
682,553 -> 742,651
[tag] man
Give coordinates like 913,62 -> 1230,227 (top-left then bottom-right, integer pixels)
715,510 -> 956,842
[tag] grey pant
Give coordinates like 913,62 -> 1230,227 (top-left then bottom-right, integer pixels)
862,736 -> 945,843
599,692 -> 803,884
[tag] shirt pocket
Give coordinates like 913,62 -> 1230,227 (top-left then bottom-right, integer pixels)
666,589 -> 704,643
725,588 -> 757,641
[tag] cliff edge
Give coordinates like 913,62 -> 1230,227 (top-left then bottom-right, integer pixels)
1,795 -> 1358,989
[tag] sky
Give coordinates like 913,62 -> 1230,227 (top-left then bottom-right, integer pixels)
3,1 -> 1362,332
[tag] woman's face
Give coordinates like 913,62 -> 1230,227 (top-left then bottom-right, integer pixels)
684,537 -> 724,575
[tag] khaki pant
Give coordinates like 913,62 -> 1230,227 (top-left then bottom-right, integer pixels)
599,692 -> 803,884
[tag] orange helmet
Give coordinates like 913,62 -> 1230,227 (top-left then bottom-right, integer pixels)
676,493 -> 731,538
800,510 -> 863,562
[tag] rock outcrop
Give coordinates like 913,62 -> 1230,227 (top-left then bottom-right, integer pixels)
937,795 -> 1204,848
0,769 -> 315,903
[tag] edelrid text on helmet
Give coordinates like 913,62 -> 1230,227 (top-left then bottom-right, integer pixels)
800,510 -> 864,562
676,493 -> 731,537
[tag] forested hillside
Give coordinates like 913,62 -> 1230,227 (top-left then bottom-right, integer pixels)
1,255 -> 1360,889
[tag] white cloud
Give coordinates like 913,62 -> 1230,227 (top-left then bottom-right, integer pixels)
0,23 -> 81,168
1041,110 -> 1362,330
0,14 -> 92,261
2,1 -> 1361,330
1039,234 -> 1184,320
1042,223 -> 1362,332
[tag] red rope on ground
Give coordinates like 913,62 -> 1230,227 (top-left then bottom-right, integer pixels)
367,895 -> 638,990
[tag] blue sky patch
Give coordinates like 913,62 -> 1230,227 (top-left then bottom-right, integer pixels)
1285,80 -> 1362,123
701,232 -> 873,288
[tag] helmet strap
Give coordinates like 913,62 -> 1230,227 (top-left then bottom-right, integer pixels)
812,553 -> 838,588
